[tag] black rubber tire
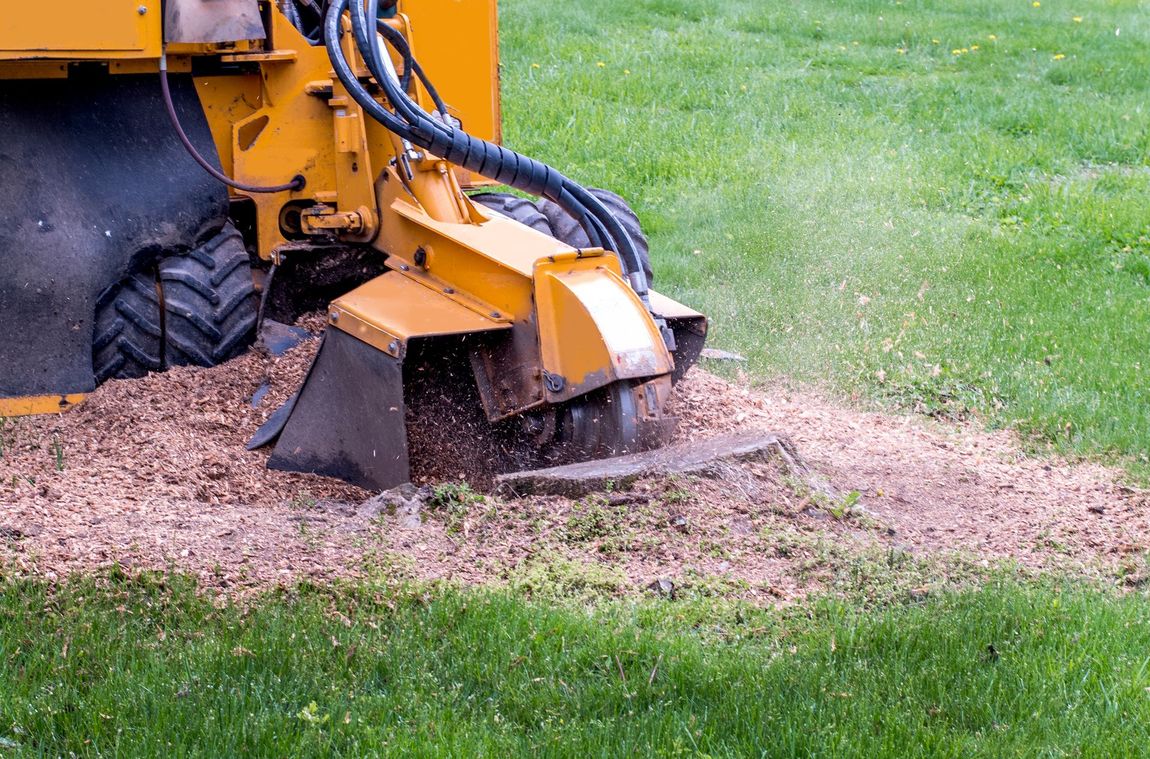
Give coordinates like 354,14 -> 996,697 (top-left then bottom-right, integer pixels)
93,271 -> 164,383
92,224 -> 258,383
537,188 -> 654,287
470,192 -> 554,236
160,225 -> 259,368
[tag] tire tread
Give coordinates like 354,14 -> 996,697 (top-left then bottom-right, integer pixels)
537,188 -> 654,286
92,224 -> 257,383
470,192 -> 554,236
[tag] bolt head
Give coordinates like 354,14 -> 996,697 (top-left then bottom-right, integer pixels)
137,5 -> 148,14
329,310 -> 340,322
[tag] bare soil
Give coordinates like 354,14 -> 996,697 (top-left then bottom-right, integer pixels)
2,328 -> 1147,599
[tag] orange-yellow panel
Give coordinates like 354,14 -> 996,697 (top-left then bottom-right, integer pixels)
0,394 -> 84,417
0,0 -> 161,59
648,289 -> 705,321
398,0 -> 501,144
331,271 -> 508,356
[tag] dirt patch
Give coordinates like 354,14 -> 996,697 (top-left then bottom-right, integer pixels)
670,371 -> 1150,578
2,328 -> 1147,598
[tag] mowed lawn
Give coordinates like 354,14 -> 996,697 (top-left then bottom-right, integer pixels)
2,575 -> 1150,757
499,0 -> 1150,466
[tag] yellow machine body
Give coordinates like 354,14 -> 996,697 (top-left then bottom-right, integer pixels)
0,0 -> 706,488
0,1 -> 163,62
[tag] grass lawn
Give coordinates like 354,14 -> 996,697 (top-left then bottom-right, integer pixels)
1,574 -> 1149,757
499,0 -> 1150,467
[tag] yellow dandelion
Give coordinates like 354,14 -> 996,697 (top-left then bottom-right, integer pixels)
623,68 -> 631,75
852,41 -> 860,46
931,38 -> 940,44
896,47 -> 907,54
1072,16 -> 1083,23
988,34 -> 997,40
596,61 -> 605,68
1052,52 -> 1065,60
1032,1 -> 1040,7
952,48 -> 963,55
971,44 -> 980,50
530,63 -> 540,69
740,84 -> 747,91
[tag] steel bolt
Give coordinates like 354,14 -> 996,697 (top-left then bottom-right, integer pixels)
329,310 -> 340,322
387,340 -> 399,353
138,5 -> 148,14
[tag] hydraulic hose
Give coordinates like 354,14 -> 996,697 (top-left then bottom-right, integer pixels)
159,53 -> 305,195
374,21 -> 448,117
323,0 -> 653,299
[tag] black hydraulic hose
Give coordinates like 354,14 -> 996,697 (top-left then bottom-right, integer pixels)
556,186 -> 609,249
374,21 -> 448,117
323,7 -> 411,134
159,54 -> 305,194
281,0 -> 303,31
286,0 -> 324,43
326,0 -> 652,296
351,0 -> 431,132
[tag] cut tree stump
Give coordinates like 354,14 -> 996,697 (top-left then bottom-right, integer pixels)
494,430 -> 808,498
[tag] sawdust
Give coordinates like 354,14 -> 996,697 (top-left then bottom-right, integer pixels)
1,327 -> 1147,598
669,372 -> 1150,576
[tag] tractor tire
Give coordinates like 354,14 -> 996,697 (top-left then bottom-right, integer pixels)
470,192 -> 554,236
93,271 -> 164,383
159,224 -> 259,369
92,224 -> 258,383
537,188 -> 654,287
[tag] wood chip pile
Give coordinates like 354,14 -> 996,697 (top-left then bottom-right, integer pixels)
2,325 -> 1147,597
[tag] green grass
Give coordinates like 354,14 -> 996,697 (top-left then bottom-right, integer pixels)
498,0 -> 1150,467
1,572 -> 1149,756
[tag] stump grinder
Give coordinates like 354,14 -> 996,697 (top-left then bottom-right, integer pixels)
0,0 -> 706,489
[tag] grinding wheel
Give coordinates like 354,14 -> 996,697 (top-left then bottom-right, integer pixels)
553,378 -> 675,462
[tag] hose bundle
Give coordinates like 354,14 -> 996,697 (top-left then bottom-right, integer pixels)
321,0 -> 653,300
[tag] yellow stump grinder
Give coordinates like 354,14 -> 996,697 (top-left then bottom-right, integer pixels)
0,0 -> 706,489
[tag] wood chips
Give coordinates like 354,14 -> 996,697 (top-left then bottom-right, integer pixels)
2,330 -> 1147,598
